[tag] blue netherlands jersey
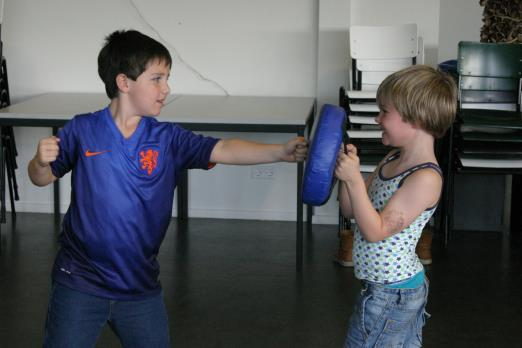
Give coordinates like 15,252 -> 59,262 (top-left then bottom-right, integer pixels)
50,107 -> 219,300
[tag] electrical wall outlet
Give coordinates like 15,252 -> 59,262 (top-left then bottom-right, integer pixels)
251,165 -> 276,180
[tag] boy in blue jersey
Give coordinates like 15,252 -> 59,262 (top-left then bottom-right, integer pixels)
335,65 -> 457,347
28,30 -> 307,348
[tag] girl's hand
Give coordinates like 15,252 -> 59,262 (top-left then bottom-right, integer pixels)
335,144 -> 361,184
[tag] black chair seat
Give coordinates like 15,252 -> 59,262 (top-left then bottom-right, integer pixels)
458,152 -> 522,160
459,109 -> 522,129
460,131 -> 522,143
359,154 -> 384,166
458,141 -> 522,156
455,165 -> 522,174
351,140 -> 391,156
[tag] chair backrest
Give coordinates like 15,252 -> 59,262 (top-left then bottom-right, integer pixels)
349,24 -> 419,91
350,24 -> 418,60
353,37 -> 424,91
457,41 -> 522,111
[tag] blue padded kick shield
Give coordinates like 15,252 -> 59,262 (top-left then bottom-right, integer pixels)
302,104 -> 348,206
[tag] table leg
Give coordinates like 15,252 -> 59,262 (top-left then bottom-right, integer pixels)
52,127 -> 60,225
0,126 -> 2,241
297,103 -> 316,271
296,161 -> 303,272
6,150 -> 15,220
511,174 -> 521,237
177,169 -> 188,221
306,205 -> 313,231
0,126 -> 4,223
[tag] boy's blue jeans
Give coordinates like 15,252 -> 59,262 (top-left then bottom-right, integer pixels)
344,278 -> 430,348
43,282 -> 170,348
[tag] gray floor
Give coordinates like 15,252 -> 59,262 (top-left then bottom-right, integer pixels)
0,213 -> 521,347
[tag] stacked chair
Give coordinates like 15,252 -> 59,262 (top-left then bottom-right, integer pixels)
0,56 -> 18,225
338,24 -> 421,226
442,41 -> 522,244
0,26 -> 19,253
335,24 -> 427,265
339,23 -> 421,173
0,31 -> 19,251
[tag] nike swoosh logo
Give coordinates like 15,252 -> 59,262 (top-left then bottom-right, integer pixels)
85,150 -> 110,157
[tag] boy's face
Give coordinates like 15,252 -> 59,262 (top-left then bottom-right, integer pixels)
375,103 -> 416,147
127,59 -> 171,117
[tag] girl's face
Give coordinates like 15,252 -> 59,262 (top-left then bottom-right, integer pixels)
375,102 -> 416,147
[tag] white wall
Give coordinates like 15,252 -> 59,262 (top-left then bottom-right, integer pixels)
438,0 -> 483,62
4,0 -> 317,100
317,0 -> 350,107
2,0 -> 487,225
314,0 -> 351,220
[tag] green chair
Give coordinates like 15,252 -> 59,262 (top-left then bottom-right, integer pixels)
442,41 -> 522,244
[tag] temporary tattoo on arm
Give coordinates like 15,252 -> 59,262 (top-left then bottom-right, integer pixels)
382,209 -> 405,234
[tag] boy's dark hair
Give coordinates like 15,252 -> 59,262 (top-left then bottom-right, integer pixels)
98,30 -> 172,99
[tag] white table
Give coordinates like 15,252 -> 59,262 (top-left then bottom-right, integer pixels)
0,93 -> 315,270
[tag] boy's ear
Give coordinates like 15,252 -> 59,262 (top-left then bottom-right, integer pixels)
115,73 -> 130,93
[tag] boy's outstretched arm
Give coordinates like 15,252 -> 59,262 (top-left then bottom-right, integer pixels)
28,136 -> 59,187
209,137 -> 307,165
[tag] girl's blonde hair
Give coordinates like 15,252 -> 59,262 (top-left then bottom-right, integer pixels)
376,65 -> 457,138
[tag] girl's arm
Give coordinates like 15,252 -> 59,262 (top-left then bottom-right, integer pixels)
337,146 -> 394,219
338,170 -> 374,219
336,145 -> 441,242
346,168 -> 441,242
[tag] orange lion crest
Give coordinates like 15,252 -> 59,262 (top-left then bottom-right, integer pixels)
139,149 -> 159,175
